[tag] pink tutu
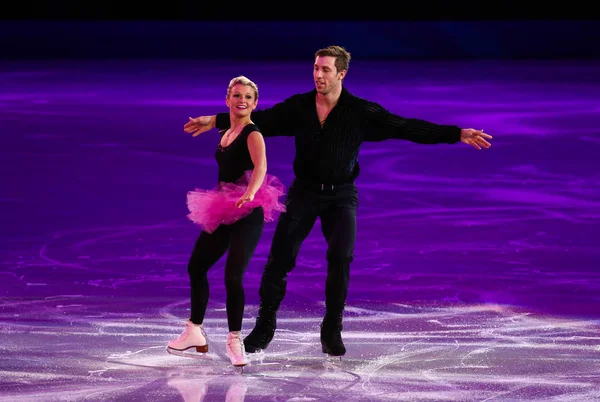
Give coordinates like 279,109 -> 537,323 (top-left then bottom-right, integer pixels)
186,171 -> 286,233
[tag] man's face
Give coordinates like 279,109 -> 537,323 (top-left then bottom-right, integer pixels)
313,56 -> 345,95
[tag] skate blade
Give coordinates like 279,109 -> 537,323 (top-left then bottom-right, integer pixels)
247,349 -> 265,357
232,363 -> 248,374
324,353 -> 343,361
323,356 -> 342,370
167,347 -> 213,360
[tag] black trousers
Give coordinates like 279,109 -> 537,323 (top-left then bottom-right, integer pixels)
259,181 -> 358,327
187,207 -> 264,332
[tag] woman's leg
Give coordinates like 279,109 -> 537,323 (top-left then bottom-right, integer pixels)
223,207 -> 264,331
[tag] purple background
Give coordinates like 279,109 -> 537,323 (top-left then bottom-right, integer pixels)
1,16 -> 599,401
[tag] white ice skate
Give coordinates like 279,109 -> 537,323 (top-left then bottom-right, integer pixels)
226,331 -> 248,370
167,320 -> 209,353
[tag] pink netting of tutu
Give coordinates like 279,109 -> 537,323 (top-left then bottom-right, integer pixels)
186,170 -> 286,233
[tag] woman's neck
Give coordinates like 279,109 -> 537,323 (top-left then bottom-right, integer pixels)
229,116 -> 252,132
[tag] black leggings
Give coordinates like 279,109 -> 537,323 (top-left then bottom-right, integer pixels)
187,207 -> 264,332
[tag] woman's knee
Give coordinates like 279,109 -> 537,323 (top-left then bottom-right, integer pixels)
326,250 -> 354,266
187,259 -> 212,279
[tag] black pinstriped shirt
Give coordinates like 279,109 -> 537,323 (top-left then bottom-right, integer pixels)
215,87 -> 461,186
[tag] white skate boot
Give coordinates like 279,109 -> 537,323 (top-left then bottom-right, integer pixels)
167,320 -> 208,353
226,331 -> 248,369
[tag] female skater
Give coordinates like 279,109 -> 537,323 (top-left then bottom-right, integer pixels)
167,76 -> 285,368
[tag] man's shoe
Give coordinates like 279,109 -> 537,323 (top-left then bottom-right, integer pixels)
320,323 -> 346,356
243,314 -> 276,353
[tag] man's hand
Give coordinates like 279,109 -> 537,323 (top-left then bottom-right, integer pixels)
460,128 -> 493,150
184,116 -> 216,137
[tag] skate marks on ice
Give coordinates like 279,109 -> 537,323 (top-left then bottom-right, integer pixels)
241,303 -> 600,401
3,297 -> 599,401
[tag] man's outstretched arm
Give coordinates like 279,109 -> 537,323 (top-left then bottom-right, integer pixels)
185,94 -> 304,138
362,100 -> 492,149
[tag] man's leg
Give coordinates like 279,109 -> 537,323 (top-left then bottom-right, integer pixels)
319,189 -> 358,356
244,190 -> 318,352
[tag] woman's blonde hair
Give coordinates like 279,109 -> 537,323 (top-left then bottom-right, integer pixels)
226,75 -> 259,100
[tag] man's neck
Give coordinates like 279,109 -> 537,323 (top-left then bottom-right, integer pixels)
316,85 -> 342,107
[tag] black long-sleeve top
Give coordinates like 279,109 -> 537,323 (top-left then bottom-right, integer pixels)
215,87 -> 462,186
